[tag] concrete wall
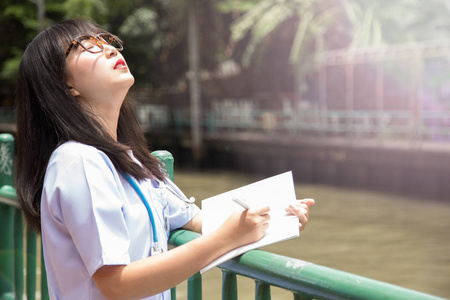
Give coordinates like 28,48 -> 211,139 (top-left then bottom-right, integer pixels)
204,139 -> 450,201
146,131 -> 450,201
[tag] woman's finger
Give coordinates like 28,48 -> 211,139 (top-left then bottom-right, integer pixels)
299,198 -> 315,207
253,205 -> 271,216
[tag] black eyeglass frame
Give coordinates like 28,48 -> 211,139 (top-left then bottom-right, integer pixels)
65,33 -> 123,57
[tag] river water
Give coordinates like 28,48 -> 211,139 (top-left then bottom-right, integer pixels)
171,169 -> 450,300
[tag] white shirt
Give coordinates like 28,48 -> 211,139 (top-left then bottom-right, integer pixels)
41,141 -> 199,300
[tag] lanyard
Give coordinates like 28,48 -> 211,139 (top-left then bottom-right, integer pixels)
123,173 -> 162,255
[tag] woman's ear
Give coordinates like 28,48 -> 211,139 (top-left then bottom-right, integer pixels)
68,86 -> 80,97
66,75 -> 80,97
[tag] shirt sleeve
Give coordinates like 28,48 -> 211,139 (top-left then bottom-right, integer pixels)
45,146 -> 131,277
163,179 -> 200,230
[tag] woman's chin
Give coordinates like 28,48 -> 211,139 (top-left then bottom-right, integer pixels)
120,73 -> 135,89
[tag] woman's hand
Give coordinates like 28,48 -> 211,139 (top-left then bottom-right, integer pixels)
93,206 -> 270,299
218,206 -> 271,249
285,198 -> 315,231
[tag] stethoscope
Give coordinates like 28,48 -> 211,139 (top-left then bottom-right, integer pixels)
123,173 -> 195,255
164,178 -> 196,208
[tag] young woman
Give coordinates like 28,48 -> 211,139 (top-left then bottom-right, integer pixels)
16,19 -> 314,300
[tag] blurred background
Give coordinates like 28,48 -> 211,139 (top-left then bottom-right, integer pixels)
1,0 -> 450,298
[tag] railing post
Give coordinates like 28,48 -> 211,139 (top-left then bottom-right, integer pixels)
187,272 -> 202,300
0,133 -> 18,300
26,231 -> 37,300
221,270 -> 237,300
0,133 -> 14,188
293,292 -> 313,300
0,134 -> 16,200
255,281 -> 271,300
41,248 -> 49,300
0,205 -> 15,299
171,286 -> 176,299
151,150 -> 174,181
151,150 -> 176,298
14,212 -> 24,299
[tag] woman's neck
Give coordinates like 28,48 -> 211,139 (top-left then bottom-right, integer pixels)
79,96 -> 123,142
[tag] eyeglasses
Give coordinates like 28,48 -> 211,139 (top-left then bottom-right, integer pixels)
65,33 -> 123,57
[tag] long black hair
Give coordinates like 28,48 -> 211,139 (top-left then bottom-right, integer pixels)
16,19 -> 165,233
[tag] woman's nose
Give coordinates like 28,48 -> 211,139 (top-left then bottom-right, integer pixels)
104,44 -> 118,58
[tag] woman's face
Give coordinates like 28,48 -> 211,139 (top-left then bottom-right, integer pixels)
64,34 -> 135,112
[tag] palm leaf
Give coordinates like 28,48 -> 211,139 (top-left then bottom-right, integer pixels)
290,3 -> 341,65
289,10 -> 313,65
230,1 -> 276,42
241,3 -> 294,66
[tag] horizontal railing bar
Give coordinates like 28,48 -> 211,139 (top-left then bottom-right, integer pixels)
169,229 -> 445,300
0,195 -> 19,208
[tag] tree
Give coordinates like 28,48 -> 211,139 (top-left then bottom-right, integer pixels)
222,0 -> 450,98
0,0 -> 43,106
0,0 -> 188,103
219,0 -> 346,97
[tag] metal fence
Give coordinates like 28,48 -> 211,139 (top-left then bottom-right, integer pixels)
137,104 -> 450,143
0,133 -> 49,300
169,230 -> 446,300
0,133 -> 446,300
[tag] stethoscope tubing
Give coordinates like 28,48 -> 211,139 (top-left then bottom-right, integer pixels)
123,173 -> 194,254
124,173 -> 159,245
164,178 -> 196,205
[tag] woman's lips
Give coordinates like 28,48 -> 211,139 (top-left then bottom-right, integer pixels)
114,59 -> 127,70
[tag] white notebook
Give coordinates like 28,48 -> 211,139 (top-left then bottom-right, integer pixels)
201,171 -> 299,274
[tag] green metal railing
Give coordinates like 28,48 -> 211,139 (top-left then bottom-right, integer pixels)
0,133 -> 446,300
0,135 -> 178,300
0,133 -> 49,300
169,230 -> 446,300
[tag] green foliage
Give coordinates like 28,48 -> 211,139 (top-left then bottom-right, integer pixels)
216,0 -> 260,13
120,8 -> 158,38
4,0 -> 450,105
63,0 -> 108,22
0,0 -> 39,103
2,4 -> 38,31
231,1 -> 292,66
0,49 -> 22,82
117,7 -> 162,86
226,0 -> 450,96
228,0 -> 344,84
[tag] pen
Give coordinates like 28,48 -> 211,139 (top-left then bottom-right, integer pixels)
232,197 -> 251,209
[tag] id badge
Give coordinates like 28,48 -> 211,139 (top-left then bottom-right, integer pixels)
163,204 -> 170,238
